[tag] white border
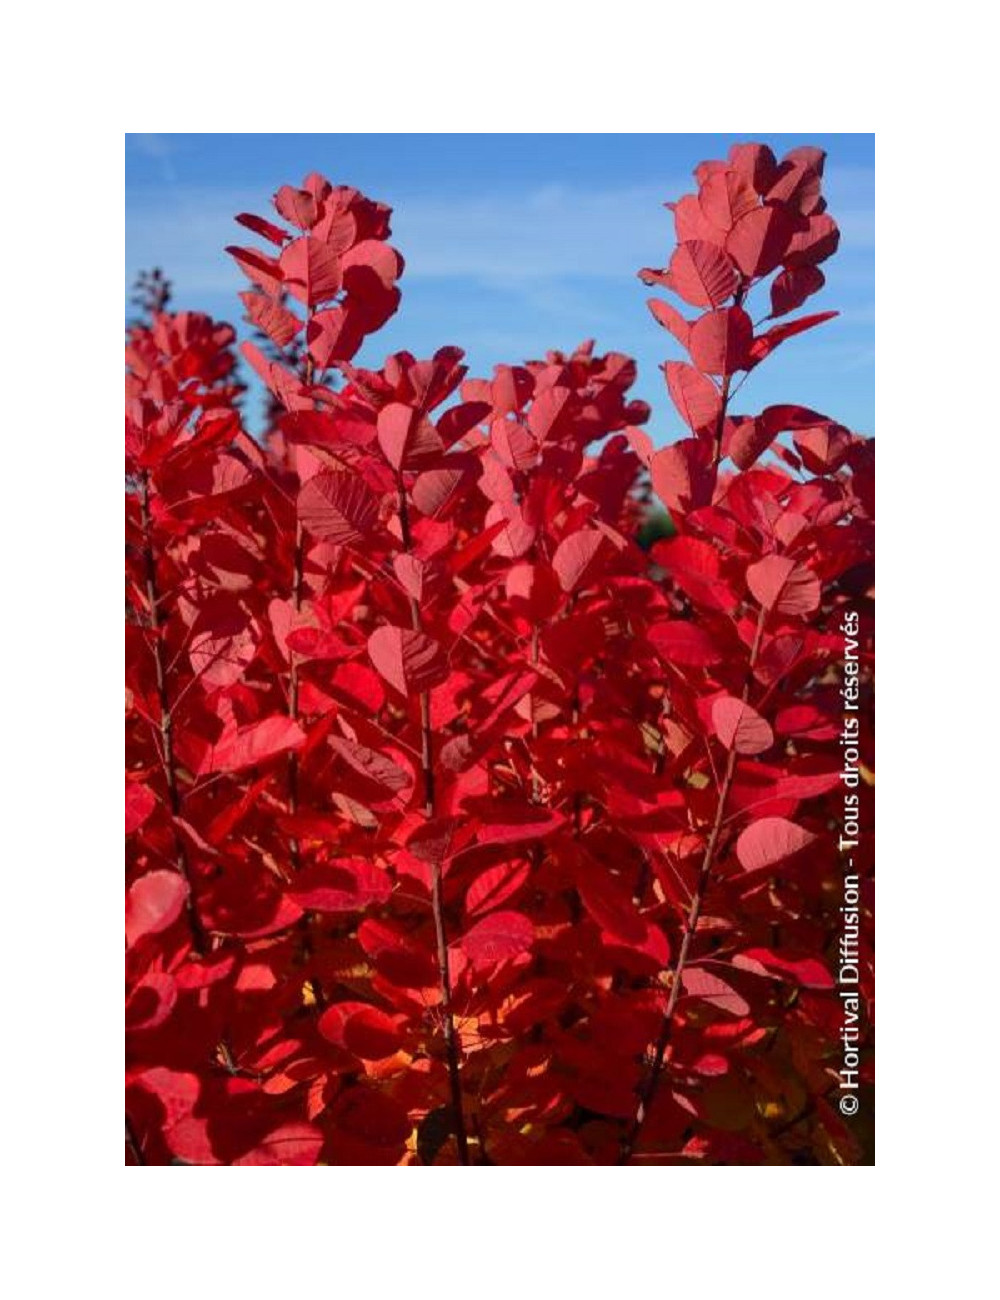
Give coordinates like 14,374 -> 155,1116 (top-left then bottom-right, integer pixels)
13,0 -> 971,1292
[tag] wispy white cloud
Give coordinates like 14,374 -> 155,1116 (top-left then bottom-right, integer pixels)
126,134 -> 178,183
124,180 -> 689,301
125,166 -> 875,305
392,183 -> 682,282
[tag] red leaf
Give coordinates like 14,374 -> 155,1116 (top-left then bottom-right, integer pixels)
486,500 -> 536,558
699,170 -> 757,233
785,146 -> 826,176
125,781 -> 156,834
285,626 -> 353,660
527,386 -> 573,442
306,306 -> 365,368
688,307 -> 753,376
648,620 -> 722,666
377,402 -> 442,471
367,625 -> 448,697
655,535 -> 736,612
746,555 -> 821,616
465,862 -> 530,916
461,803 -> 565,848
329,1087 -> 410,1156
682,967 -> 750,1016
648,299 -> 692,348
188,609 -> 256,690
724,416 -> 776,471
738,947 -> 834,990
312,207 -> 358,255
129,1067 -> 199,1136
576,861 -> 647,944
775,705 -> 839,741
766,161 -> 823,214
200,716 -> 306,775
460,910 -> 534,969
552,529 -> 606,593
727,143 -> 779,196
448,517 -> 509,571
341,239 -> 402,288
235,212 -> 291,246
759,403 -> 830,434
240,340 -> 303,407
203,776 -> 272,846
793,424 -> 855,475
358,918 -> 438,988
126,972 -> 178,1031
412,460 -> 477,517
736,817 -> 816,872
126,870 -> 189,946
233,1123 -> 324,1166
664,362 -> 721,434
273,185 -> 320,230
405,816 -> 460,867
332,662 -> 385,713
287,860 -> 392,912
672,192 -> 726,245
279,237 -> 342,307
725,205 -> 794,278
239,291 -> 302,348
770,266 -> 825,318
491,418 -> 539,472
226,245 -> 282,296
505,562 -> 561,621
650,439 -> 715,515
330,736 -> 410,795
297,470 -> 379,544
749,312 -> 838,367
753,632 -> 807,687
665,240 -> 738,308
392,553 -> 426,601
785,213 -> 840,267
711,695 -> 774,755
725,402 -> 833,469
318,1002 -> 402,1059
437,401 -> 490,448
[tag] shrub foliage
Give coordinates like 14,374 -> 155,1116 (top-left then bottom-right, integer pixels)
126,142 -> 874,1165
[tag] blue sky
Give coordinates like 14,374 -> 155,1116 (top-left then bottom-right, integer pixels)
125,134 -> 874,439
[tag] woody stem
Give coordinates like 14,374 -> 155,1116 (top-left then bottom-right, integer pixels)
397,478 -> 470,1165
138,472 -> 206,955
619,603 -> 767,1164
286,312 -> 314,867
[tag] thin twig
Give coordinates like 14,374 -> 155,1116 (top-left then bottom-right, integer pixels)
397,478 -> 470,1165
619,366 -> 759,1163
619,604 -> 767,1163
285,315 -> 314,869
137,472 -> 206,955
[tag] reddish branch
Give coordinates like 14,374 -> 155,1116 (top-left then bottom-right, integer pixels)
620,599 -> 768,1163
286,518 -> 305,871
286,322 -> 314,868
620,366 -> 748,1164
138,472 -> 206,955
397,479 -> 470,1165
